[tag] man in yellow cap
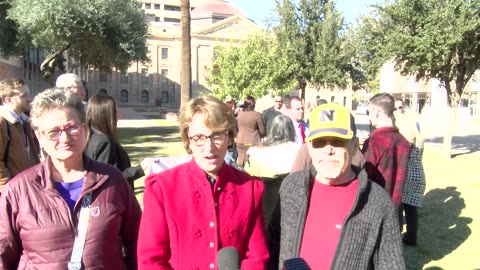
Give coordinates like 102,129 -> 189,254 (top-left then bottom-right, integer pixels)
268,103 -> 405,270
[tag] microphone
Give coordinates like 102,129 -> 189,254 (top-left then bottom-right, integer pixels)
217,247 -> 240,270
282,257 -> 311,270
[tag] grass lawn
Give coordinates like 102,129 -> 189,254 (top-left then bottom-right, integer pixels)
119,120 -> 479,270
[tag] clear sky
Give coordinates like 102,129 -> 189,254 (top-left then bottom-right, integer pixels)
227,0 -> 379,27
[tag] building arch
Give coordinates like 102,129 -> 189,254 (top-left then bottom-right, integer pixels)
141,90 -> 149,103
99,88 -> 107,95
120,89 -> 128,103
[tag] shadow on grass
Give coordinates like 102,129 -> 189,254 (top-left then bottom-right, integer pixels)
424,135 -> 480,157
405,186 -> 472,269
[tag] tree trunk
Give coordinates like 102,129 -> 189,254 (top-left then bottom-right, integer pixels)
298,80 -> 307,101
180,0 -> 192,109
442,90 -> 461,159
40,45 -> 69,85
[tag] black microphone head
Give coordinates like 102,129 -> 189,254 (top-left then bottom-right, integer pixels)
282,257 -> 311,270
217,247 -> 240,270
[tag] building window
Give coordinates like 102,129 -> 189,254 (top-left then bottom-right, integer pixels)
99,88 -> 107,95
145,13 -> 155,22
161,69 -> 168,84
154,4 -> 160,9
164,5 -> 180,11
141,90 -> 149,103
161,48 -> 168,59
164,18 -> 180,23
161,90 -> 169,104
155,17 -> 160,22
99,72 -> 107,82
144,3 -> 151,9
141,68 -> 149,84
120,72 -> 128,83
120,89 -> 128,102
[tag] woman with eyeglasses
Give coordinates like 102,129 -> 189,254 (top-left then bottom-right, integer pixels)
84,94 -> 155,190
138,96 -> 269,269
0,88 -> 141,269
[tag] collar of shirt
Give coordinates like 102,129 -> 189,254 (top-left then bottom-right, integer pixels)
3,106 -> 27,124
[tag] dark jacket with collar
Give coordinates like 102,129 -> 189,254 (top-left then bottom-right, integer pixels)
268,166 -> 405,270
0,156 -> 141,270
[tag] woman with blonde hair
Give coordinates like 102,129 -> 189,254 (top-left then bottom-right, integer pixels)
138,96 -> 269,269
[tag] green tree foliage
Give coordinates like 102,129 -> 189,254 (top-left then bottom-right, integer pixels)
205,30 -> 296,101
0,0 -> 149,81
357,0 -> 480,157
273,0 -> 354,99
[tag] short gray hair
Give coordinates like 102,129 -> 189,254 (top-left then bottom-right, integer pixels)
30,88 -> 85,129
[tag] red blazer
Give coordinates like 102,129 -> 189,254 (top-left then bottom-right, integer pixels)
138,159 -> 269,270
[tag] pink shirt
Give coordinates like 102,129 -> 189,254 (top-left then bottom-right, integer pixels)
300,179 -> 358,270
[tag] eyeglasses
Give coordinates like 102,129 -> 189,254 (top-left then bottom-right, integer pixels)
40,124 -> 84,140
311,138 -> 349,148
188,131 -> 228,146
274,100 -> 283,103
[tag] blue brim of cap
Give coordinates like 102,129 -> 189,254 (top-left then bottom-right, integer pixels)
306,128 -> 353,142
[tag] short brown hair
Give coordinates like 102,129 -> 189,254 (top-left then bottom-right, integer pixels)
0,79 -> 26,103
369,93 -> 395,117
178,96 -> 236,154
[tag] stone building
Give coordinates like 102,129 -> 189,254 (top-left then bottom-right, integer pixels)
0,0 -> 259,109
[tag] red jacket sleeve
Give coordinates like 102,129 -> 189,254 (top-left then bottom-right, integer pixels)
137,174 -> 173,270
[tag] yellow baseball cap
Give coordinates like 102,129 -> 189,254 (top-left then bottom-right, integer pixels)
306,103 -> 354,142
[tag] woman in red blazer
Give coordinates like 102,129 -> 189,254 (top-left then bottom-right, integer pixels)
137,96 -> 269,270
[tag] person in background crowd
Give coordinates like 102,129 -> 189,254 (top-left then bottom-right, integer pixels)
0,88 -> 141,269
138,96 -> 269,269
224,100 -> 239,165
236,95 -> 265,167
262,95 -> 284,135
268,103 -> 405,270
362,93 -> 411,224
244,114 -> 300,225
394,98 -> 426,246
56,73 -> 86,101
84,94 -> 155,190
0,79 -> 40,194
284,96 -> 308,145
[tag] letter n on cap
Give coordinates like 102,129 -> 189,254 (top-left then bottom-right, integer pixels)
320,110 -> 335,122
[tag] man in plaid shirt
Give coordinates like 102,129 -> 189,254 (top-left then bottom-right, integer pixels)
362,93 -> 411,218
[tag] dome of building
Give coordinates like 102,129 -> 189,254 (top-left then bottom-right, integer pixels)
191,0 -> 245,17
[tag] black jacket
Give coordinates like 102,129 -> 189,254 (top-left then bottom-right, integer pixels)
85,132 -> 143,188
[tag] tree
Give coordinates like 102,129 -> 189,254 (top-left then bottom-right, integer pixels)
0,0 -> 149,84
205,30 -> 296,101
273,0 -> 352,99
357,0 -> 480,158
180,0 -> 192,108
